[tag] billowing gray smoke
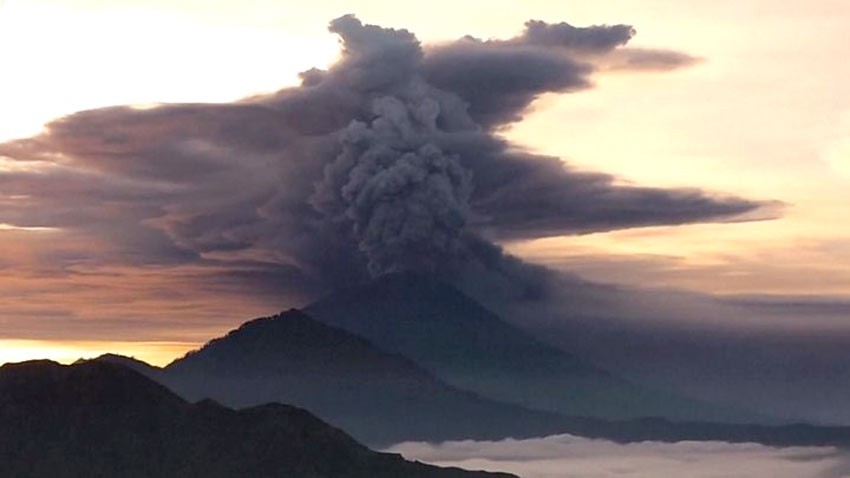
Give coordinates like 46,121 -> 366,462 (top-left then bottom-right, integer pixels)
311,93 -> 472,275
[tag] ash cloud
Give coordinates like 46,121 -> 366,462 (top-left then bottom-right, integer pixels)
520,20 -> 635,51
0,14 -> 769,289
311,95 -> 473,275
421,19 -> 694,127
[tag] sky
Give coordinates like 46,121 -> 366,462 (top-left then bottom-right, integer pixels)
0,0 -> 848,368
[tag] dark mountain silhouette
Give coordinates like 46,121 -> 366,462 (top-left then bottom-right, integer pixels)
304,273 -> 757,423
90,309 -> 850,450
144,310 -> 575,446
0,360 -> 514,478
88,352 -> 163,377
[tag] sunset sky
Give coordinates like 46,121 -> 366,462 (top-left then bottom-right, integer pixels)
1,0 -> 848,365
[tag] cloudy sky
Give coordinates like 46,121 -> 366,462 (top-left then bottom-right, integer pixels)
0,0 -> 848,372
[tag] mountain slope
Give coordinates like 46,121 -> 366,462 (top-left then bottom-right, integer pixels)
305,273 -> 754,423
91,311 -> 850,450
0,360 -> 514,478
159,309 -> 575,446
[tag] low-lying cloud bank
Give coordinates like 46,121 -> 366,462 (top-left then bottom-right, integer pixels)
389,434 -> 850,478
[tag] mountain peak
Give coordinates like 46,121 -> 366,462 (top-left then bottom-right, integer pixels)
161,309 -> 574,445
169,308 -> 407,376
305,276 -> 757,423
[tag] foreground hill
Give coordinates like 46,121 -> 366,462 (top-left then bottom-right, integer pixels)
154,310 -> 572,446
0,360 -> 514,478
305,273 -> 751,423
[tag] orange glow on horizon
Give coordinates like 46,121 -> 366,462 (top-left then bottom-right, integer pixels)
0,340 -> 199,367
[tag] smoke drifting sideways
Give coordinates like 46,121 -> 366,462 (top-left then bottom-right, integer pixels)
0,14 -> 769,299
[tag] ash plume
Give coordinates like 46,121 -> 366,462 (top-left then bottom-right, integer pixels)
311,94 -> 473,275
0,14 -> 770,294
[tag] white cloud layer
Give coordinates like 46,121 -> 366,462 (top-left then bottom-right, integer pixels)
388,434 -> 850,478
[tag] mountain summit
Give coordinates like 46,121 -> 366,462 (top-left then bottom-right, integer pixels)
305,273 -> 749,422
160,309 -> 571,446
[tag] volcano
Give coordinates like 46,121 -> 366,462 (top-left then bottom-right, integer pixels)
91,285 -> 850,450
129,310 -> 573,446
305,273 -> 752,423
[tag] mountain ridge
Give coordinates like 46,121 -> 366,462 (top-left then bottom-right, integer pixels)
84,298 -> 850,447
154,309 -> 575,446
91,350 -> 850,449
0,359 -> 515,478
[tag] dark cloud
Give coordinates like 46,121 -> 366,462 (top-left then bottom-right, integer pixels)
310,95 -> 474,275
422,40 -> 592,127
422,19 -> 694,126
0,14 -> 766,289
462,145 -> 770,239
520,20 -> 635,52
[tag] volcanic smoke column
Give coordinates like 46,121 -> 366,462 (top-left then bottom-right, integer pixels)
311,91 -> 473,276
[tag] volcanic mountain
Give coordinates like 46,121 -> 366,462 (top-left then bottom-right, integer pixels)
127,310 -> 573,446
304,273 -> 751,423
0,360 -> 514,478
92,301 -> 850,450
